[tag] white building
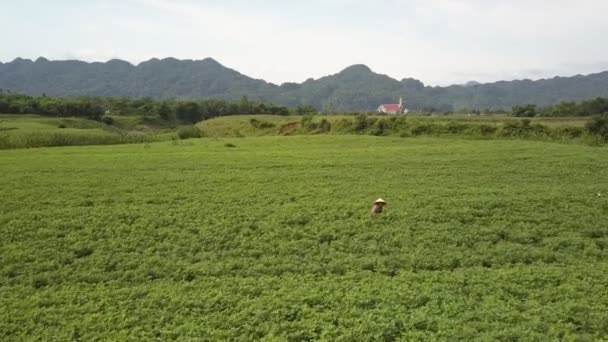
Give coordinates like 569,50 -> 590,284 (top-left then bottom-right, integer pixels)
377,97 -> 408,114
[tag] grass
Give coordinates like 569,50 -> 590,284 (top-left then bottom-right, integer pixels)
1,114 -> 599,149
0,114 -> 181,149
1,136 -> 608,340
197,114 -> 596,143
197,115 -> 296,137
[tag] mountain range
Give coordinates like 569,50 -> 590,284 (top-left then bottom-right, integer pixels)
2,57 -> 608,112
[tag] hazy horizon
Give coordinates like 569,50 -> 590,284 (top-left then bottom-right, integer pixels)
3,55 -> 607,88
2,0 -> 608,86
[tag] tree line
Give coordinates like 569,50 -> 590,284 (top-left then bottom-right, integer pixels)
0,94 -> 291,123
512,97 -> 608,117
2,93 -> 608,122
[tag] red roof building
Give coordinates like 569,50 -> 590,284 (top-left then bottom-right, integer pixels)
377,97 -> 407,114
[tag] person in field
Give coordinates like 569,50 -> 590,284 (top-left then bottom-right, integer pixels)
370,198 -> 386,215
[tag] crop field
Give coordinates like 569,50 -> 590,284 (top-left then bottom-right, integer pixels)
0,114 -> 175,149
1,136 -> 608,340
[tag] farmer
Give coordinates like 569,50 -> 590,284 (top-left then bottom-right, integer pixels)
370,198 -> 386,215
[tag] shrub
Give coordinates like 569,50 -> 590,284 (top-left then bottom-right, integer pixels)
333,118 -> 354,132
354,114 -> 369,132
499,121 -> 524,137
300,115 -> 314,129
224,143 -> 236,148
371,118 -> 390,136
446,122 -> 470,134
249,118 -> 275,129
299,115 -> 331,133
101,116 -> 114,125
259,121 -> 275,129
177,126 -> 202,140
499,121 -> 552,139
57,123 -> 67,129
512,104 -> 537,117
557,126 -> 584,139
585,116 -> 608,141
410,124 -> 436,136
318,119 -> 331,133
479,124 -> 498,136
528,123 -> 550,136
390,116 -> 409,132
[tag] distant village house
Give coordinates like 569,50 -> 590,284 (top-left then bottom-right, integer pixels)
377,97 -> 408,115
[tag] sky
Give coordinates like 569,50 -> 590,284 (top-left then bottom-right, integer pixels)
2,0 -> 608,86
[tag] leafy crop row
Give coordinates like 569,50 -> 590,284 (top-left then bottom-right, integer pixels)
1,136 -> 607,340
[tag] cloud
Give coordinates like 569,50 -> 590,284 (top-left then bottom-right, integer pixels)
2,0 -> 608,86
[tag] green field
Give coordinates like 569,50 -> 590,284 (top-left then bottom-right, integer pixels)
197,115 -> 591,138
0,114 -> 176,149
1,135 -> 607,340
1,113 -> 601,150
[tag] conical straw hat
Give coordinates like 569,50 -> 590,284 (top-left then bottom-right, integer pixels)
375,198 -> 386,204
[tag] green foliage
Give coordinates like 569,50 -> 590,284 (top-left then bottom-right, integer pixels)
101,116 -> 114,125
300,115 -> 313,128
176,125 -> 202,140
198,115 -> 601,145
1,136 -> 608,340
539,98 -> 608,117
300,115 -> 332,133
4,58 -> 608,112
318,118 -> 332,133
296,105 -> 317,115
511,104 -> 537,117
0,115 -> 168,149
0,131 -> 156,149
0,93 -> 291,125
585,116 -> 608,141
354,114 -> 370,131
249,118 -> 275,129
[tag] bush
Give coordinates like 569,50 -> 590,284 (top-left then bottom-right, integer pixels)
512,104 -> 537,117
57,123 -> 66,129
300,115 -> 331,133
410,124 -> 437,136
224,143 -> 236,148
354,114 -> 370,132
479,124 -> 498,136
585,116 -> 608,141
249,118 -> 275,129
318,119 -> 331,133
101,116 -> 114,125
557,126 -> 584,139
499,121 -> 525,137
528,123 -> 550,136
332,118 -> 354,132
446,122 -> 470,134
499,121 -> 550,138
370,119 -> 387,136
300,115 -> 314,129
177,126 -> 202,140
390,116 -> 409,131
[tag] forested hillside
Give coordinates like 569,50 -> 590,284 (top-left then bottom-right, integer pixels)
2,57 -> 608,112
